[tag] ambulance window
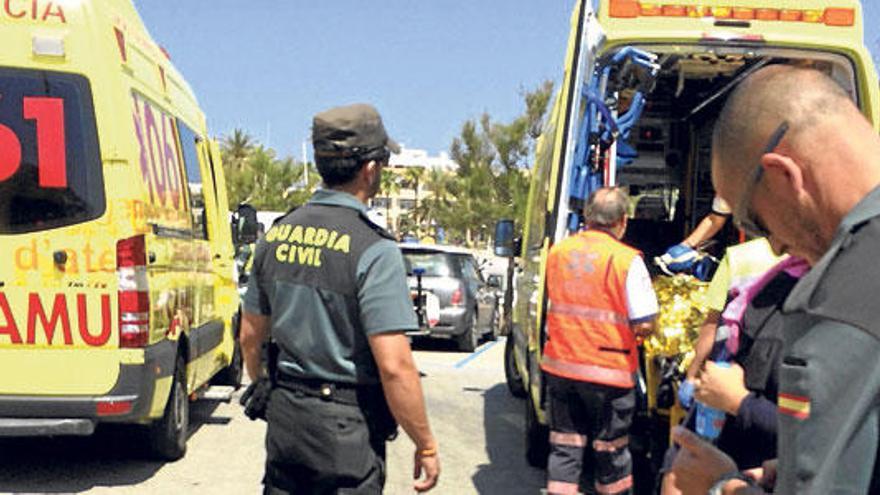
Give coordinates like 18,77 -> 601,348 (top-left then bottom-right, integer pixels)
178,123 -> 208,239
0,69 -> 104,234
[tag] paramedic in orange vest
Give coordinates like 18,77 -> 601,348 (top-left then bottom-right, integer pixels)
542,187 -> 658,495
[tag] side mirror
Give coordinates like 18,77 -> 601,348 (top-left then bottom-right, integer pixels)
233,203 -> 259,245
494,219 -> 516,257
487,274 -> 502,289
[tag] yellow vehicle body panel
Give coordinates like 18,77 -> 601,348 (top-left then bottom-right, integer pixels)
515,0 -> 880,437
0,0 -> 237,426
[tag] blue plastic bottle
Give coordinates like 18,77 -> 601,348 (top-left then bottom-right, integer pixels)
695,361 -> 730,442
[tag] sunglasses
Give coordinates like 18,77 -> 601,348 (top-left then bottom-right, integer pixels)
732,121 -> 790,238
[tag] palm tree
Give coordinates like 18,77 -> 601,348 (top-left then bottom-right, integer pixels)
379,169 -> 400,231
402,166 -> 426,232
221,129 -> 254,171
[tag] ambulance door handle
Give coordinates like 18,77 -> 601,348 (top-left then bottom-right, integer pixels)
53,250 -> 68,266
148,252 -> 157,264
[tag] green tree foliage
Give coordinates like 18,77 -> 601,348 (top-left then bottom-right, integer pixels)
421,81 -> 554,245
220,130 -> 319,211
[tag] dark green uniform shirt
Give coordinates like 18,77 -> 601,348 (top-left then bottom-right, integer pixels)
243,189 -> 418,385
776,186 -> 880,493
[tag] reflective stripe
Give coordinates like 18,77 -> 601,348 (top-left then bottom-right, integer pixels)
547,480 -> 581,495
548,301 -> 629,325
542,356 -> 635,388
550,431 -> 587,448
595,474 -> 633,494
592,435 -> 629,452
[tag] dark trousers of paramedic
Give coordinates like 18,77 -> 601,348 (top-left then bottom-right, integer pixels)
545,372 -> 636,495
263,387 -> 386,494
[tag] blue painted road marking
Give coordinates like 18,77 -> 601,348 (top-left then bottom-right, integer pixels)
453,339 -> 500,369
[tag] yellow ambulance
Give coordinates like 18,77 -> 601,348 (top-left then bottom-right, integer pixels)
496,0 -> 879,476
0,0 -> 242,460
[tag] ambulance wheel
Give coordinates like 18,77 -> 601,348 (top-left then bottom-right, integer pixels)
504,336 -> 527,398
213,314 -> 243,389
149,355 -> 189,461
525,394 -> 549,468
456,312 -> 479,352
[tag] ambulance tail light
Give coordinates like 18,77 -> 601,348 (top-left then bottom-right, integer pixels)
607,1 -> 856,26
450,286 -> 464,307
117,235 -> 150,348
96,399 -> 134,417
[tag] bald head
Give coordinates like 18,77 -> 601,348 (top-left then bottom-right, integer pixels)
585,187 -> 629,229
712,65 -> 855,182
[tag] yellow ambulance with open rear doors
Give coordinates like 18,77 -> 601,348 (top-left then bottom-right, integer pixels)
496,0 -> 879,481
0,0 -> 243,460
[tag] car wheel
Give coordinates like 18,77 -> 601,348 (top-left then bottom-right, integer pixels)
525,392 -> 549,468
456,311 -> 479,352
148,355 -> 189,461
504,336 -> 527,398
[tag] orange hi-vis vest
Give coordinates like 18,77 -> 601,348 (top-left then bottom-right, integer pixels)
541,229 -> 641,389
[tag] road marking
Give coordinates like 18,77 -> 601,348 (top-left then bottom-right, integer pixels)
453,339 -> 499,369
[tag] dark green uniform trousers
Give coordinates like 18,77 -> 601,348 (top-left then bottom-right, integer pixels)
263,387 -> 386,494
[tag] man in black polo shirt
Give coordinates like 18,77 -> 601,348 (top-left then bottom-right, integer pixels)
241,103 -> 440,493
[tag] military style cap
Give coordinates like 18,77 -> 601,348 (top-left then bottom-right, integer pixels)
312,103 -> 400,159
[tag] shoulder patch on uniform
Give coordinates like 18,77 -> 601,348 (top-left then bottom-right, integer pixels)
778,392 -> 810,420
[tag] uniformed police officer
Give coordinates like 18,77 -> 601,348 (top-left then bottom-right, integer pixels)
241,103 -> 440,493
671,66 -> 880,493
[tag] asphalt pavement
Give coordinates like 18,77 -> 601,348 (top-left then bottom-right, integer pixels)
0,336 -> 545,494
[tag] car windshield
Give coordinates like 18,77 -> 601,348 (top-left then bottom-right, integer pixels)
0,68 -> 104,234
402,251 -> 453,277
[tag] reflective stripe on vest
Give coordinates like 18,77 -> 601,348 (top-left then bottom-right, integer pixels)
547,301 -> 629,325
541,355 -> 635,388
542,230 -> 641,383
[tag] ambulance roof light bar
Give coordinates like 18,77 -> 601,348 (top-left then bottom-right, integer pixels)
608,1 -> 855,27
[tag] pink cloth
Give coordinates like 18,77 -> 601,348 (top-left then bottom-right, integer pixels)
720,256 -> 810,356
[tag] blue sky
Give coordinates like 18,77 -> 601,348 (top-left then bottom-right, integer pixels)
135,1 -> 880,162
134,1 -> 574,161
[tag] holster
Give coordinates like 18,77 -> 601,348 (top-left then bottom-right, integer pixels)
359,386 -> 398,443
238,341 -> 279,422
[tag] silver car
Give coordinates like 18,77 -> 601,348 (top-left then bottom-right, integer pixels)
400,244 -> 500,352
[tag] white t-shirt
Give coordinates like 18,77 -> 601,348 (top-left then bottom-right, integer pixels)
626,256 -> 659,323
711,196 -> 732,216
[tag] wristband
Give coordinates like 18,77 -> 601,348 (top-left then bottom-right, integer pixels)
418,447 -> 438,457
708,470 -> 757,495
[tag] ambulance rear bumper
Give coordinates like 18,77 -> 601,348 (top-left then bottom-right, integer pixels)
0,418 -> 95,437
0,340 -> 177,435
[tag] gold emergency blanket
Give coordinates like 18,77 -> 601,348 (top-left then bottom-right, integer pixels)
644,274 -> 710,369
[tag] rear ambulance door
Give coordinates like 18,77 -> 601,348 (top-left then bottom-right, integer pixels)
517,0 -> 601,394
0,68 -> 119,395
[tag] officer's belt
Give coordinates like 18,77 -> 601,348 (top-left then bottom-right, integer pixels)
275,373 -> 381,407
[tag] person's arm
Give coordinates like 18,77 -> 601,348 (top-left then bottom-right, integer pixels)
683,197 -> 731,248
240,241 -> 272,381
625,256 -> 658,338
694,361 -> 749,414
732,393 -> 778,436
368,332 -> 439,491
774,321 -> 880,493
241,311 -> 270,380
683,212 -> 728,248
686,311 -> 721,380
670,426 -> 764,495
357,241 -> 439,492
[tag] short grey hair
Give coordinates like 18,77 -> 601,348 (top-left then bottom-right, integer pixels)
584,187 -> 629,228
